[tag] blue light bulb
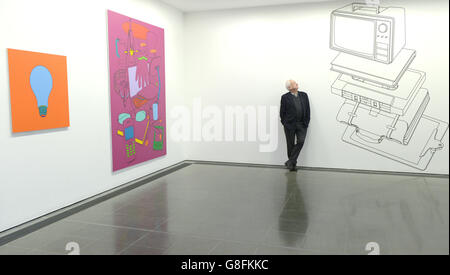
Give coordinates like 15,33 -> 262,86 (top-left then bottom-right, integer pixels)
30,65 -> 53,117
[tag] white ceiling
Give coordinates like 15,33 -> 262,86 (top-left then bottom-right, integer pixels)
159,0 -> 337,12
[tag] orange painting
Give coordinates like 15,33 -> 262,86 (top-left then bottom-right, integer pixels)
8,49 -> 70,133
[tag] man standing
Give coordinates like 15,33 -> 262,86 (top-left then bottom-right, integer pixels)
280,80 -> 310,171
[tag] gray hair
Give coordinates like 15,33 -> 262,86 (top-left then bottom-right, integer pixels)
285,80 -> 293,91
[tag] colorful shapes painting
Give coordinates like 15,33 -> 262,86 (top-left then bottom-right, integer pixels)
8,49 -> 70,133
108,10 -> 166,171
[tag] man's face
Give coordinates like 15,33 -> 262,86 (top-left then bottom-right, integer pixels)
290,81 -> 298,91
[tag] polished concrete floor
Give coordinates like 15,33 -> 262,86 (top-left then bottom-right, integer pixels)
0,164 -> 448,255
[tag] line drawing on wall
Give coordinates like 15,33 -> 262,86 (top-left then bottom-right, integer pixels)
329,2 -> 448,171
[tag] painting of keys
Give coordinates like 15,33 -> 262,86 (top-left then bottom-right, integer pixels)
107,10 -> 166,171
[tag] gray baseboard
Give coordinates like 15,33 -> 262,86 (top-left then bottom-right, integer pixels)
186,159 -> 449,178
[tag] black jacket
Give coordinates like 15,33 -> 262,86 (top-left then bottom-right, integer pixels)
280,91 -> 310,129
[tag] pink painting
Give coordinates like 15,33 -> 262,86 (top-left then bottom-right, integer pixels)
107,10 -> 166,171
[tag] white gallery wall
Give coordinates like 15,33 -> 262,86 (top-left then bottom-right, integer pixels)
0,0 -> 448,233
183,0 -> 449,175
0,0 -> 186,232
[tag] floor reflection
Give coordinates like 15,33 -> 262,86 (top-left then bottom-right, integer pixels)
278,172 -> 308,246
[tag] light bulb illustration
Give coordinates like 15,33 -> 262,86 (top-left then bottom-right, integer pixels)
30,65 -> 53,117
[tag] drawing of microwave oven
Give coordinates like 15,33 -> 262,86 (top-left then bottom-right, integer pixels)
330,3 -> 405,64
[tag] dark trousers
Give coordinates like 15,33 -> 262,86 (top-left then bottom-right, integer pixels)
284,123 -> 307,166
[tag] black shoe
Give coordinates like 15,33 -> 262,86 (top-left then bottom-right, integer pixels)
288,162 -> 297,172
284,160 -> 290,167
